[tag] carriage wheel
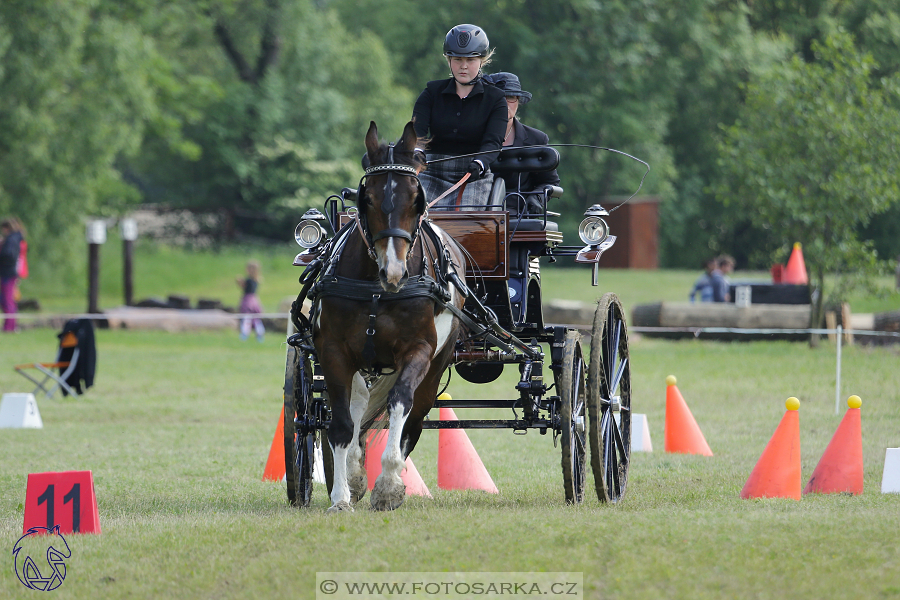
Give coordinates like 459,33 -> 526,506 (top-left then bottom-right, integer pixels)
558,330 -> 587,504
587,293 -> 632,503
283,346 -> 328,507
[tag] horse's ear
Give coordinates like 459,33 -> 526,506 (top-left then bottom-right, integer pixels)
365,121 -> 379,162
397,121 -> 418,153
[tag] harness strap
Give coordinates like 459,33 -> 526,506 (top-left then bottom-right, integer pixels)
309,275 -> 450,304
362,294 -> 381,369
350,211 -> 377,260
426,172 -> 471,210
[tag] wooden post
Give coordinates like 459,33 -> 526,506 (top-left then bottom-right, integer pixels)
825,311 -> 837,342
88,243 -> 100,314
85,221 -> 106,314
120,218 -> 137,306
123,240 -> 133,306
841,302 -> 853,346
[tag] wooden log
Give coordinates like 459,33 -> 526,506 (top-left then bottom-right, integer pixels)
632,302 -> 811,341
871,310 -> 900,346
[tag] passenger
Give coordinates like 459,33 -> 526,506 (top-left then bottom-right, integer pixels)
412,24 -> 507,208
689,258 -> 716,303
483,72 -> 560,205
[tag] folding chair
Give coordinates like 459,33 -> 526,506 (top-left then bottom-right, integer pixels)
14,319 -> 96,398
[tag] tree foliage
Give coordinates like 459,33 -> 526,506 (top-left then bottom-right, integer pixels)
717,33 -> 900,325
3,0 -> 900,286
0,0 -> 200,282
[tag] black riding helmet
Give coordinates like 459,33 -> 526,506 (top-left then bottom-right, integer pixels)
443,24 -> 489,57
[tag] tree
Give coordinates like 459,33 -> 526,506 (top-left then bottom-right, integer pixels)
126,0 -> 412,240
0,0 -> 204,283
717,34 -> 900,334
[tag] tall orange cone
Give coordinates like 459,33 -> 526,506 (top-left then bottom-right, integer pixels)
262,406 -> 286,481
782,242 -> 808,285
741,397 -> 802,500
664,376 -> 713,456
438,406 -> 499,493
364,429 -> 432,497
803,395 -> 863,495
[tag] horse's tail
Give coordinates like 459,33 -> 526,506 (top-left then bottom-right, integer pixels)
360,371 -> 399,432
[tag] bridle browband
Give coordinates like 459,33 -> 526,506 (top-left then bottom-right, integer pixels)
357,143 -> 425,259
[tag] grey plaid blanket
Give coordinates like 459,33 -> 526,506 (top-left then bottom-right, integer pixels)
421,154 -> 495,211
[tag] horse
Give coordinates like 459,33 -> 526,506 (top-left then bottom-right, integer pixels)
312,121 -> 468,512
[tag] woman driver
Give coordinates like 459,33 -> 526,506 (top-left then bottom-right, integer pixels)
412,24 -> 507,208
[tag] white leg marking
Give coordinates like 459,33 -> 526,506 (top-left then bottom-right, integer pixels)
330,443 -> 352,510
382,404 -> 409,480
371,402 -> 410,510
347,373 -> 369,501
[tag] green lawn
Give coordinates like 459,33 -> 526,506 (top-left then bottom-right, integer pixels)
17,240 -> 900,316
2,328 -> 899,599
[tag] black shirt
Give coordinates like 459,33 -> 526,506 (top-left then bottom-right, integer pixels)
412,78 -> 507,167
0,231 -> 22,279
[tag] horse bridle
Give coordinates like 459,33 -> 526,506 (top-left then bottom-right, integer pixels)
356,143 -> 426,260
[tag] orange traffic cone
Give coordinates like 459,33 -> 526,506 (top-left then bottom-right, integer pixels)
741,397 -> 802,500
664,376 -> 713,456
262,406 -> 286,481
782,242 -> 808,285
803,396 -> 863,495
364,429 -> 432,497
438,407 -> 499,493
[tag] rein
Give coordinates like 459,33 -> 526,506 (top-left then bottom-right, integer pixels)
425,172 -> 471,209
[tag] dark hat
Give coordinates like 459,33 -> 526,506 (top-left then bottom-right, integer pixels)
483,72 -> 532,103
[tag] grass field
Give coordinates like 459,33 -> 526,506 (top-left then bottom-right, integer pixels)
18,239 -> 900,316
2,245 -> 900,598
2,326 -> 899,599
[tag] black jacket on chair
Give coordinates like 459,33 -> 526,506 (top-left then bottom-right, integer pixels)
58,319 -> 96,395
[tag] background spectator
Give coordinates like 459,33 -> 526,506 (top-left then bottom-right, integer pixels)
0,217 -> 24,332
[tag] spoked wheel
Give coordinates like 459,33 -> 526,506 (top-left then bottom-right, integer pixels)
587,293 -> 632,503
284,347 -> 332,507
558,330 -> 587,504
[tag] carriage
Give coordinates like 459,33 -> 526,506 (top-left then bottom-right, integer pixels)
283,122 -> 632,510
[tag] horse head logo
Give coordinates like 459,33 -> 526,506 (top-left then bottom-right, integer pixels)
12,525 -> 71,591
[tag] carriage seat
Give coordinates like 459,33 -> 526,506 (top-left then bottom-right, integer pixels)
491,146 -> 560,176
509,217 -> 558,232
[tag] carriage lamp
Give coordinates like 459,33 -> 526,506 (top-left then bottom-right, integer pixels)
294,208 -> 329,249
578,204 -> 610,246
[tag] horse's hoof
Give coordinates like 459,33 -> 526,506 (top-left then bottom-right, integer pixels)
371,478 -> 406,511
349,472 -> 368,504
326,500 -> 354,513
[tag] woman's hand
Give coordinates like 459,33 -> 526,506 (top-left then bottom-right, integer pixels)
467,160 -> 485,181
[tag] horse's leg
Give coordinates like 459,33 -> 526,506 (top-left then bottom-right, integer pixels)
324,359 -> 357,513
347,372 -> 369,504
400,335 -> 458,459
370,345 -> 432,511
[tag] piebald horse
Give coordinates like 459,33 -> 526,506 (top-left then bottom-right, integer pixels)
313,121 -> 467,511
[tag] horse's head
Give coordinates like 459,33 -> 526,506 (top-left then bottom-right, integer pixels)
360,121 -> 427,293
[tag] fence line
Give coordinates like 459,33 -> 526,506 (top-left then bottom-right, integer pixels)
10,312 -> 290,321
8,311 -> 900,339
